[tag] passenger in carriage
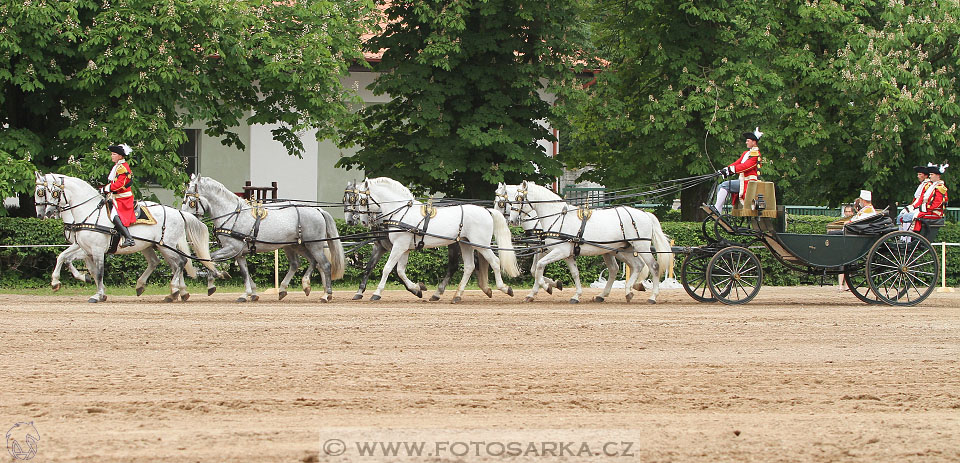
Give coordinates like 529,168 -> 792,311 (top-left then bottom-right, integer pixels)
912,163 -> 949,235
712,127 -> 763,214
897,165 -> 932,231
847,190 -> 879,223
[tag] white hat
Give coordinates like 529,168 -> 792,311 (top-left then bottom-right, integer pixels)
859,190 -> 872,202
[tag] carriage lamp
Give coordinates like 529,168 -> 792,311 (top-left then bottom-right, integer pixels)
754,194 -> 766,212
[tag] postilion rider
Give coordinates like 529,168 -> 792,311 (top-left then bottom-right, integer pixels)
912,163 -> 949,234
713,127 -> 763,214
100,144 -> 137,248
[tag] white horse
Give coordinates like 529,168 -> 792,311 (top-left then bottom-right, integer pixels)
343,180 -> 490,301
356,177 -> 519,302
182,175 -> 345,302
42,174 -> 217,303
509,181 -> 672,303
34,172 -> 207,294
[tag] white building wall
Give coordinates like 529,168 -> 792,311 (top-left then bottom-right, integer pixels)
249,125 -> 319,201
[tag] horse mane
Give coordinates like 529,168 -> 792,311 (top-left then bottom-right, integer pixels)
365,177 -> 414,199
525,182 -> 562,201
200,176 -> 241,201
57,174 -> 99,195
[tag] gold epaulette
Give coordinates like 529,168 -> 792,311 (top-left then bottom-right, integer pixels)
748,147 -> 760,157
937,185 -> 948,194
116,164 -> 128,176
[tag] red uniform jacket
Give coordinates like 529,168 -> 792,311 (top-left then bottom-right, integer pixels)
910,180 -> 932,210
725,147 -> 761,201
106,161 -> 136,226
913,182 -> 948,231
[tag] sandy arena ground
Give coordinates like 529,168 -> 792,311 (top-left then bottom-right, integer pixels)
1,286 -> 959,462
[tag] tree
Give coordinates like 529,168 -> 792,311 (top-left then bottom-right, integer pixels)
336,0 -> 591,198
558,1 -> 960,219
0,0 -> 375,215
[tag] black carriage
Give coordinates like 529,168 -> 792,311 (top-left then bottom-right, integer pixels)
679,181 -> 941,306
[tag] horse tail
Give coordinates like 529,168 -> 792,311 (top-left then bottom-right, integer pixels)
320,209 -> 345,280
184,212 -> 220,277
648,212 -> 673,280
177,236 -> 199,279
490,209 -> 520,278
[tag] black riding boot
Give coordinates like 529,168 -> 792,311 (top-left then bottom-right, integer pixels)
112,216 -> 136,247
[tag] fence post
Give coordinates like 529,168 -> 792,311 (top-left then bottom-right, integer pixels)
938,242 -> 954,293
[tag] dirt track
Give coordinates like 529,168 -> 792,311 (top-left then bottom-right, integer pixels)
1,287 -> 959,462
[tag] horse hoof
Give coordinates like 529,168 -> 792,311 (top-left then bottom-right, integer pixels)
136,286 -> 145,297
250,294 -> 259,302
84,274 -> 93,284
371,295 -> 381,301
415,290 -> 423,298
279,291 -> 287,301
429,295 -> 440,302
523,296 -> 534,303
418,282 -> 427,292
483,288 -> 493,298
452,296 -> 462,304
635,283 -> 646,291
52,283 -> 61,292
569,298 -> 579,304
546,286 -> 553,295
100,294 -> 107,302
625,293 -> 634,303
236,297 -> 247,303
207,287 -> 216,296
594,296 -> 604,303
163,295 -> 174,303
506,287 -> 514,297
647,298 -> 656,305
181,293 -> 190,302
87,297 -> 98,303
556,281 -> 563,290
304,287 -> 311,296
320,294 -> 330,303
352,294 -> 363,300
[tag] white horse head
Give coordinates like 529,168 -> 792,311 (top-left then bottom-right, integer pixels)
343,179 -> 361,226
34,171 -> 61,219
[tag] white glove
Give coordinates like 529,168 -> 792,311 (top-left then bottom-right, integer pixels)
100,185 -> 110,194
715,167 -> 730,177
905,204 -> 915,214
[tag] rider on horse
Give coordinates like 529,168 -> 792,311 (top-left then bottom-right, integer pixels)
101,144 -> 136,247
713,127 -> 763,213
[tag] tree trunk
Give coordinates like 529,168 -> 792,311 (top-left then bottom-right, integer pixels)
681,180 -> 714,222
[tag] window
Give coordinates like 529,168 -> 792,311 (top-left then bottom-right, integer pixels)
178,129 -> 200,176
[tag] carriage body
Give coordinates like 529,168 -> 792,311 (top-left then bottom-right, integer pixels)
679,181 -> 940,306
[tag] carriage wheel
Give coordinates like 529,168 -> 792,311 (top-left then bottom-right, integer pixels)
681,252 -> 717,303
706,246 -> 762,305
865,231 -> 939,306
701,217 -> 720,243
843,262 -> 883,305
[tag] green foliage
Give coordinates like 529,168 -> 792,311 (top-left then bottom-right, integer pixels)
558,1 -> 960,214
0,0 -> 375,201
336,0 -> 592,198
5,216 -> 960,291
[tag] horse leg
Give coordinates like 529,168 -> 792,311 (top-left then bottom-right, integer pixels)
52,243 -> 83,290
530,251 -> 557,294
394,251 -> 422,299
475,247 -> 512,296
355,241 -> 386,300
527,246 -> 569,302
559,256 -> 581,304
300,249 -> 317,297
594,254 -> 619,303
234,255 -> 258,302
306,241 -> 333,302
156,247 -> 186,302
87,253 -> 107,303
278,248 -> 300,300
431,244 -> 461,301
475,254 -> 492,298
135,247 -> 161,296
371,236 -> 415,301
451,242 -> 476,303
635,244 -> 661,304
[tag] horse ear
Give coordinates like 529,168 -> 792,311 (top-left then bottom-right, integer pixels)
35,171 -> 43,181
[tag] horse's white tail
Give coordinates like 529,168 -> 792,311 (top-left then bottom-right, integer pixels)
176,236 -> 198,279
648,212 -> 673,280
183,212 -> 220,277
490,209 -> 520,278
320,209 -> 345,280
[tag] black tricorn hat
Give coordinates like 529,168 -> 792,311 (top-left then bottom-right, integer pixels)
925,165 -> 941,175
108,144 -> 132,157
913,165 -> 928,174
742,132 -> 759,141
